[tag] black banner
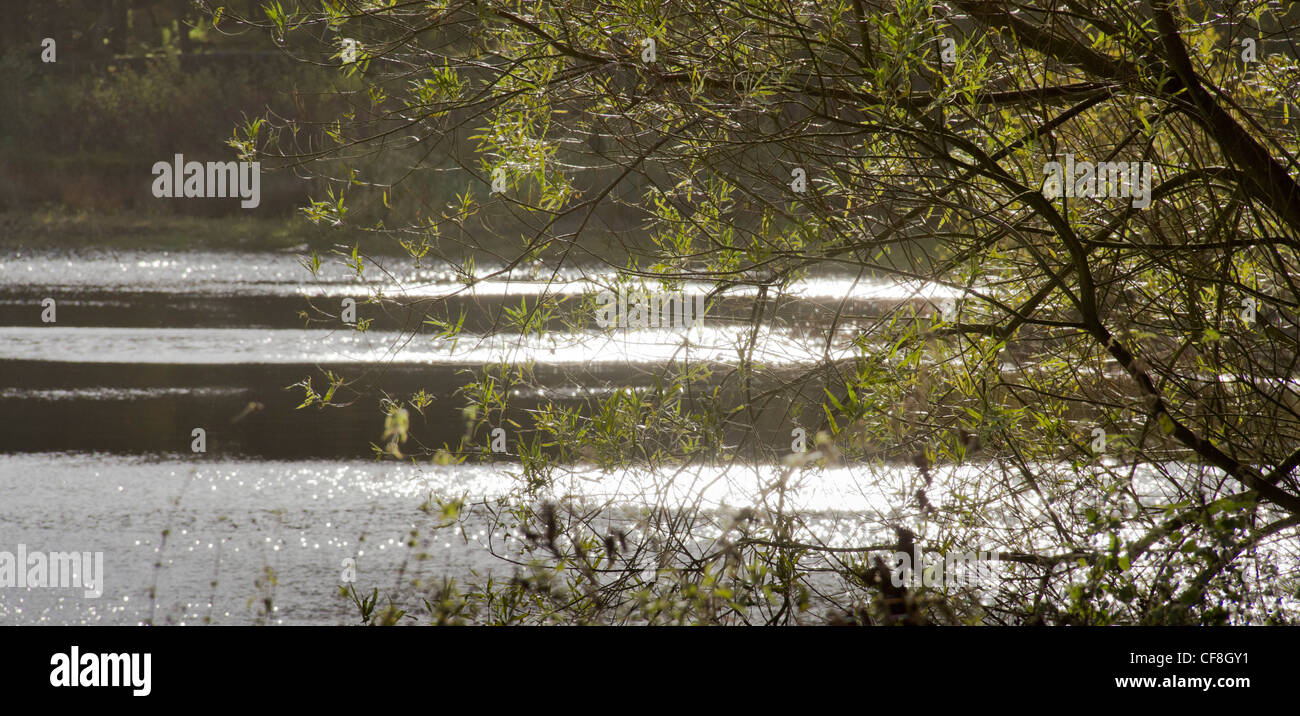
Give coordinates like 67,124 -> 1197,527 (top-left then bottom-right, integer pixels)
0,626 -> 1288,704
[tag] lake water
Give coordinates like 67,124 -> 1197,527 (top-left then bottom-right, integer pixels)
0,249 -> 959,623
2,249 -> 1293,624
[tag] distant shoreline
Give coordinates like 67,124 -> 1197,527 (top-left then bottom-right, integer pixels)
0,210 -> 644,267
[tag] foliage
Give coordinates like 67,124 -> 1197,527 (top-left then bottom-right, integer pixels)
225,0 -> 1300,625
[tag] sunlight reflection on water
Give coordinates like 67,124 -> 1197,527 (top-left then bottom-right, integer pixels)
0,325 -> 864,365
4,453 -> 1287,625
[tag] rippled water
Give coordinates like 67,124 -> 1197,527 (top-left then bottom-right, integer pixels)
0,249 -> 922,623
0,454 -> 501,625
0,250 -> 474,293
0,325 -> 865,365
0,249 -> 959,300
13,248 -> 1287,624
8,448 -> 1293,624
0,452 -> 908,625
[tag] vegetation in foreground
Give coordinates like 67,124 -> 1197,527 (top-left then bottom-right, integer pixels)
154,0 -> 1300,624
